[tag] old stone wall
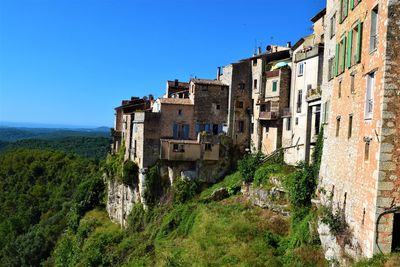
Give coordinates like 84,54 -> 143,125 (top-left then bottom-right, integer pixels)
318,0 -> 390,258
375,0 -> 400,254
192,83 -> 229,125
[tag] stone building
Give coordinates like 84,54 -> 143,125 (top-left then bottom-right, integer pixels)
318,0 -> 400,259
247,48 -> 292,153
218,62 -> 253,151
283,9 -> 326,165
111,97 -> 153,156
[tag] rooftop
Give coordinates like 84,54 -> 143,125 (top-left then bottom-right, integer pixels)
190,78 -> 227,86
167,80 -> 190,89
159,98 -> 194,105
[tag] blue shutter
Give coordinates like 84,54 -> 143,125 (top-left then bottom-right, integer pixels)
173,124 -> 178,139
195,123 -> 200,134
218,124 -> 223,133
183,124 -> 189,139
205,124 -> 210,133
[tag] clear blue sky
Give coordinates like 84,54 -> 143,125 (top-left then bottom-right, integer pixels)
0,0 -> 325,127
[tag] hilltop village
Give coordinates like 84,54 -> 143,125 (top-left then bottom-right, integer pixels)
108,0 -> 400,263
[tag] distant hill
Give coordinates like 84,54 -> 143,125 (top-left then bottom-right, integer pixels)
0,127 -> 111,142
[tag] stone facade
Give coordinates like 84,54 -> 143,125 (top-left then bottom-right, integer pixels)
318,0 -> 400,259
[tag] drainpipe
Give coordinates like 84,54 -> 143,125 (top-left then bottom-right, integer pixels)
375,206 -> 400,253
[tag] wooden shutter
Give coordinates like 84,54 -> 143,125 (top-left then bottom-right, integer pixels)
355,21 -> 362,63
344,0 -> 349,17
173,124 -> 178,139
347,30 -> 353,68
183,124 -> 189,139
341,37 -> 346,73
335,44 -> 340,76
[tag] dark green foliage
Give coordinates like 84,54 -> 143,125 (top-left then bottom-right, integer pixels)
284,163 -> 316,209
0,136 -> 111,160
143,165 -> 170,206
238,152 -> 262,183
172,178 -> 199,204
122,160 -> 139,187
0,127 -> 110,142
0,149 -> 104,266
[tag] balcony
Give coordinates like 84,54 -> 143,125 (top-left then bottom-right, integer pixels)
306,87 -> 322,102
259,111 -> 280,120
160,139 -> 219,161
294,45 -> 323,63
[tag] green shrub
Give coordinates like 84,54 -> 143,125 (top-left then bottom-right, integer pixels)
143,164 -> 170,206
238,152 -> 262,183
122,160 -> 139,187
173,177 -> 198,204
253,164 -> 282,186
284,163 -> 316,208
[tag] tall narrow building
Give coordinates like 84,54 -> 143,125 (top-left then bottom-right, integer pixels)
319,0 -> 400,258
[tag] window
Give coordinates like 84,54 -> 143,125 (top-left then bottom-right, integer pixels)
298,63 -> 304,76
295,117 -> 299,125
272,80 -> 278,92
336,116 -> 341,137
370,6 -> 378,52
250,123 -> 254,134
253,59 -> 257,66
323,100 -> 330,124
254,79 -> 258,89
286,117 -> 292,131
178,109 -> 182,116
238,120 -> 244,133
338,80 -> 342,98
173,144 -> 185,153
365,72 -> 375,119
347,21 -> 363,68
330,13 -> 336,38
328,57 -> 335,80
238,83 -> 245,89
350,73 -> 356,93
216,104 -> 221,110
315,106 -> 321,135
336,35 -> 347,75
348,114 -> 353,138
205,143 -> 212,151
296,90 -> 302,113
340,0 -> 349,23
236,101 -> 244,109
202,85 -> 208,91
260,104 -> 266,112
364,139 -> 370,161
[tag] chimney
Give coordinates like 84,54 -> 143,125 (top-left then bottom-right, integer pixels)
287,41 -> 291,48
217,67 -> 221,80
174,79 -> 179,87
257,46 -> 262,55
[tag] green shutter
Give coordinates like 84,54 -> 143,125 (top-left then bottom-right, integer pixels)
347,30 -> 353,68
355,21 -> 362,63
340,0 -> 343,22
340,37 -> 346,73
350,0 -> 354,10
335,44 -> 340,76
272,81 -> 277,92
344,0 -> 349,17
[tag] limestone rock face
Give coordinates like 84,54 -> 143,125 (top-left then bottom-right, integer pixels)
106,180 -> 140,227
241,180 -> 289,216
